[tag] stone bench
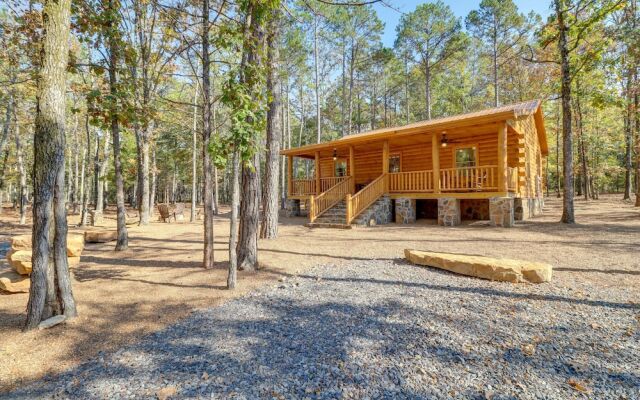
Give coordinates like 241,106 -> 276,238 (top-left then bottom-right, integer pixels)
404,249 -> 552,283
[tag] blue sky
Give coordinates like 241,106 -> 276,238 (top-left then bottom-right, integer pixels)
373,0 -> 553,47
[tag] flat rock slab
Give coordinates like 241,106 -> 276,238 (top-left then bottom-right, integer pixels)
404,249 -> 552,283
84,230 -> 118,243
0,269 -> 30,293
10,234 -> 85,256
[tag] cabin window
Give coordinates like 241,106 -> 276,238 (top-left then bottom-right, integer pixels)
389,155 -> 401,173
455,147 -> 477,168
334,159 -> 347,177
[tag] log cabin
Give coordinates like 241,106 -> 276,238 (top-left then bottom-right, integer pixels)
281,100 -> 548,228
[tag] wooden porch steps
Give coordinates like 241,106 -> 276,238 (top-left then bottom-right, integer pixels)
312,200 -> 347,224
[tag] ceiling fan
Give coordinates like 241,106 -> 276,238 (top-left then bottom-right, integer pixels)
440,131 -> 460,148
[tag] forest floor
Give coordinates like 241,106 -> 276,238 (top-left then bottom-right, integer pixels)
0,195 -> 639,395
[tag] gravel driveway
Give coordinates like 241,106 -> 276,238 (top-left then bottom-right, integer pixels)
8,259 -> 639,399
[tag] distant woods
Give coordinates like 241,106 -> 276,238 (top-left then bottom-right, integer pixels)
0,0 -> 638,328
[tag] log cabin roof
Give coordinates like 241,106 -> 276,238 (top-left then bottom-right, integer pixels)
281,99 -> 548,158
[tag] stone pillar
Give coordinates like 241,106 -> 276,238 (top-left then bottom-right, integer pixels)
514,198 -> 527,221
490,197 -> 514,227
395,198 -> 416,224
438,198 -> 460,226
284,199 -> 301,217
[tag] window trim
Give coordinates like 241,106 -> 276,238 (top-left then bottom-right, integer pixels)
388,152 -> 402,173
452,144 -> 479,168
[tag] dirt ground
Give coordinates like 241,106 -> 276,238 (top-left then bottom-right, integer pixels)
0,195 -> 638,392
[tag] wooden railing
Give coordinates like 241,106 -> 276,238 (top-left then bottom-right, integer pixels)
389,170 -> 434,193
290,179 -> 315,196
508,167 -> 519,192
346,174 -> 386,224
309,176 -> 353,223
320,176 -> 347,192
440,165 -> 497,191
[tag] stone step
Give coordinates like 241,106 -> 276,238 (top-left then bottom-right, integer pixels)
305,222 -> 352,229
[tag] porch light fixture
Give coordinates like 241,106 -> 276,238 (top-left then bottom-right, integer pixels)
441,133 -> 448,148
332,148 -> 337,161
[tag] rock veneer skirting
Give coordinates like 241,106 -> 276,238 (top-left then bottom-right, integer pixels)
489,197 -> 515,227
405,249 -> 553,283
352,196 -> 392,226
395,198 -> 416,224
438,198 -> 461,226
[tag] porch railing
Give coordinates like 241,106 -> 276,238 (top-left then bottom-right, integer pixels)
290,179 -> 315,196
320,177 -> 347,192
389,170 -> 434,193
309,176 -> 353,223
346,174 -> 386,224
440,165 -> 497,191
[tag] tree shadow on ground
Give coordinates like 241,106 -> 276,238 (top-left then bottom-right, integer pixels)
10,266 -> 639,399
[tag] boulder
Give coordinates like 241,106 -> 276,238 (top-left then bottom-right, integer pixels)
10,235 -> 32,251
6,250 -> 80,275
0,269 -> 30,293
7,249 -> 32,275
84,230 -> 118,243
66,234 -> 85,257
404,249 -> 552,283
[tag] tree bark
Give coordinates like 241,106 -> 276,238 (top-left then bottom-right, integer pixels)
14,118 -> 27,225
25,0 -> 77,331
107,0 -> 128,250
227,149 -> 240,288
191,79 -> 198,222
261,12 -> 281,240
80,112 -> 91,226
202,0 -> 215,269
313,13 -> 321,143
556,0 -> 575,223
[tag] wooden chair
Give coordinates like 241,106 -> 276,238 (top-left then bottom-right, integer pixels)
157,204 -> 175,223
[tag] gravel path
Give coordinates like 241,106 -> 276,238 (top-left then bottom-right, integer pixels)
8,259 -> 640,399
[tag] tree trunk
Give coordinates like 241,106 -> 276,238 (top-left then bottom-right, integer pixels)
556,0 -> 575,223
25,0 -> 77,331
424,59 -> 432,120
14,119 -> 27,225
227,149 -> 240,289
202,0 -> 215,269
80,112 -> 91,226
492,28 -> 499,107
150,143 -> 156,212
313,13 -> 321,144
191,79 -> 199,222
261,13 -> 281,239
624,72 -> 633,199
108,0 -> 128,250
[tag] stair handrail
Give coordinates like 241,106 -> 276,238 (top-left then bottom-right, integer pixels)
346,173 -> 386,224
309,176 -> 353,223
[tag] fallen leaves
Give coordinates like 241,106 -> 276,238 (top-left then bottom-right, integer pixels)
156,385 -> 177,400
567,378 -> 589,393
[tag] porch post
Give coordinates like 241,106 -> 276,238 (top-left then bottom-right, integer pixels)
498,122 -> 508,193
432,132 -> 440,193
382,140 -> 389,191
287,155 -> 293,196
349,145 -> 355,193
315,151 -> 321,194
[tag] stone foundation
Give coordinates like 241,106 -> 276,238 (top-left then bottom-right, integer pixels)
490,197 -> 514,227
438,198 -> 461,226
284,199 -> 301,217
353,196 -> 392,226
395,198 -> 416,224
514,197 -> 544,221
